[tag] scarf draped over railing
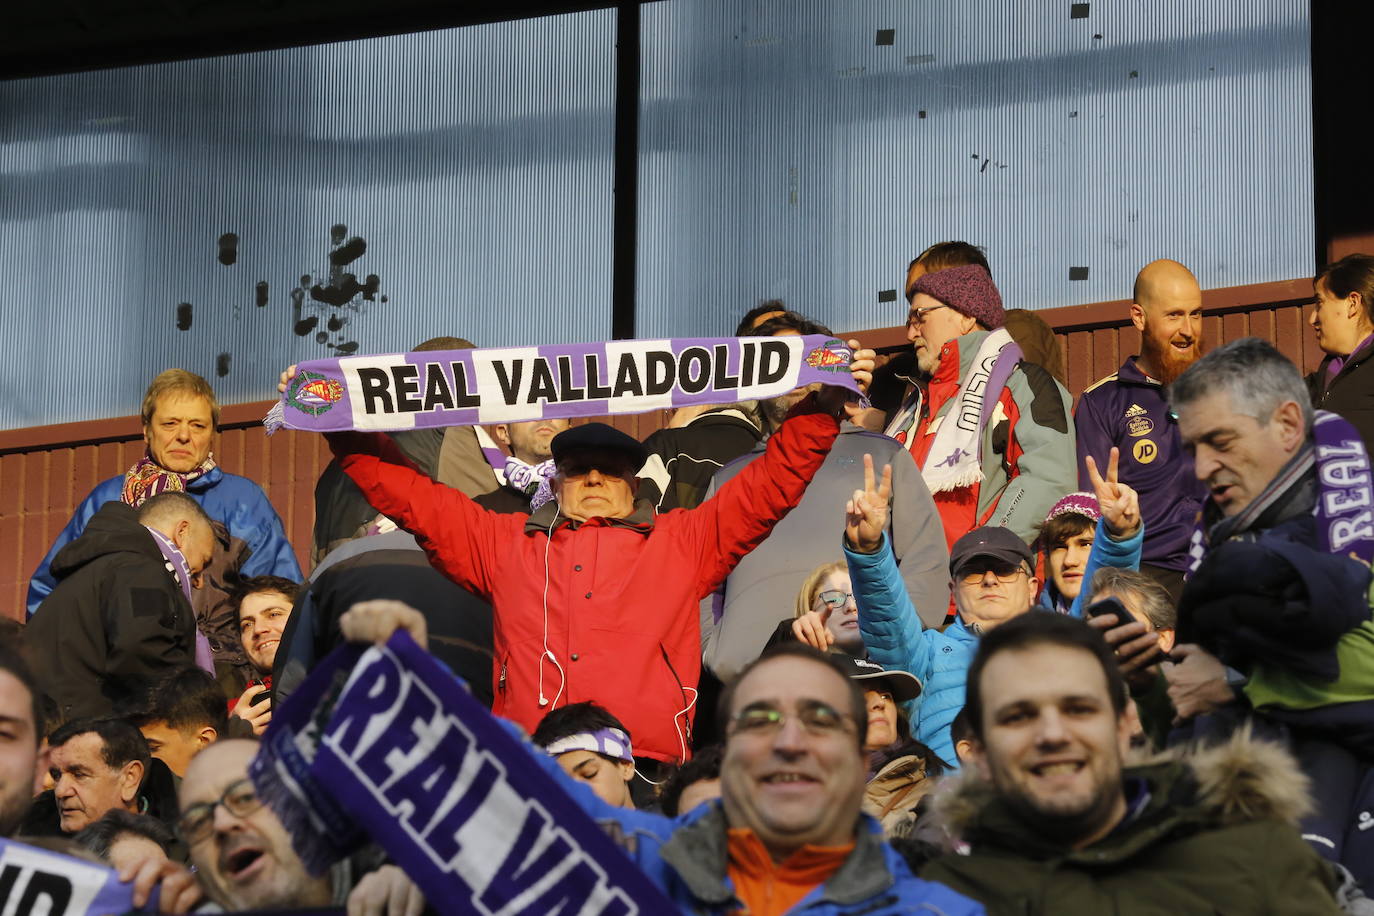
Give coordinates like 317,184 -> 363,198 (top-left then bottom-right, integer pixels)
265,335 -> 862,434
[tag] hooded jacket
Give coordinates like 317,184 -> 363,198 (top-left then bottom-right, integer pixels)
26,467 -> 300,684
921,731 -> 1343,915
25,502 -> 197,720
331,396 -> 841,764
890,330 -> 1076,548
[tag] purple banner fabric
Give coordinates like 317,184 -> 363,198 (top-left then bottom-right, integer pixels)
265,335 -> 861,434
0,836 -> 150,914
1313,410 -> 1374,566
251,632 -> 676,914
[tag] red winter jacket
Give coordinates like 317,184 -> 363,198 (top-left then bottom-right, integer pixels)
328,399 -> 840,764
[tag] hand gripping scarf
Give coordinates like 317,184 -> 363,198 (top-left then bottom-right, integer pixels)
251,631 -> 675,914
265,335 -> 864,434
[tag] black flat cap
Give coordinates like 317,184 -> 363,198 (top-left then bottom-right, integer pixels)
948,525 -> 1033,576
550,422 -> 648,468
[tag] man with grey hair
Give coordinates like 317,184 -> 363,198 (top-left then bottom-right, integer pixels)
27,491 -> 218,720
1118,337 -> 1374,885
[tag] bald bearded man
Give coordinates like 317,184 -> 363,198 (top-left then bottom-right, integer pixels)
1074,259 -> 1208,601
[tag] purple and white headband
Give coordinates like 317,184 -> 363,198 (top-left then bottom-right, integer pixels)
543,727 -> 635,765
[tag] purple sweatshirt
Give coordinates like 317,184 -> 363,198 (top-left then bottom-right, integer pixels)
1074,357 -> 1206,571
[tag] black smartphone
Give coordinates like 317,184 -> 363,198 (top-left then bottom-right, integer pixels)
247,678 -> 273,710
1085,595 -> 1128,623
1086,596 -> 1173,667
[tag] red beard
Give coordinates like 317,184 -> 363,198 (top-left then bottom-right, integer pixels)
1141,333 -> 1200,386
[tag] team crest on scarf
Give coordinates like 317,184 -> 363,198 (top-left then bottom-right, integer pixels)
804,339 -> 852,372
287,371 -> 345,417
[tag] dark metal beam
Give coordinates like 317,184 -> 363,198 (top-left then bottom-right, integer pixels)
610,0 -> 640,340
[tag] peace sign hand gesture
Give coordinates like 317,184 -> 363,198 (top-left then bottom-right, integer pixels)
844,454 -> 892,554
1085,447 -> 1142,539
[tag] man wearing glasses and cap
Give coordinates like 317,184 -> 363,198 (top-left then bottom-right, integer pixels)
849,520 -> 1040,769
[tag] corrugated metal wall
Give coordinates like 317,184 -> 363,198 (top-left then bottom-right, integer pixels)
0,278 -> 1317,621
0,10 -> 615,431
634,0 -> 1312,338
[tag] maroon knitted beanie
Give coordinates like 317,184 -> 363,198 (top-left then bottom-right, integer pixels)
911,264 -> 1005,330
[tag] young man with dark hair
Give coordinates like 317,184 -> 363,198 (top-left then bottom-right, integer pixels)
133,666 -> 227,778
658,744 -> 723,817
228,575 -> 300,734
921,612 -> 1343,915
531,701 -> 638,809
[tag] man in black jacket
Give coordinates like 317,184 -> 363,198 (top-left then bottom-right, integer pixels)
26,491 -> 216,720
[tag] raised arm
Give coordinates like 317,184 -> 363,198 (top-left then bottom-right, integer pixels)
685,343 -> 875,590
844,456 -> 935,685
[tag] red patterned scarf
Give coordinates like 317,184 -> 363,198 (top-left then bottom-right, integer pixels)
121,451 -> 217,508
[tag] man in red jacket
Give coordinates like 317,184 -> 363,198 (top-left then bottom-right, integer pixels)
292,346 -> 873,766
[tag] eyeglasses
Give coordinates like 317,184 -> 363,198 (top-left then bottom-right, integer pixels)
727,701 -> 854,737
815,589 -> 854,610
176,778 -> 263,843
956,560 -> 1030,584
906,304 -> 949,327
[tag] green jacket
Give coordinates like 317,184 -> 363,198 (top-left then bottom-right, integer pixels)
921,733 -> 1342,915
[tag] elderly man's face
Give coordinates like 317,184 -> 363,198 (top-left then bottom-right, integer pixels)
0,671 -> 39,837
906,292 -> 972,374
552,449 -> 639,521
973,642 -> 1131,849
179,740 -> 331,911
144,393 -> 214,473
50,733 -> 140,834
239,590 -> 293,674
1177,389 -> 1302,518
720,656 -> 866,859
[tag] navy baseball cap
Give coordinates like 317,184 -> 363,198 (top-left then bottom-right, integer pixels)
948,526 -> 1033,576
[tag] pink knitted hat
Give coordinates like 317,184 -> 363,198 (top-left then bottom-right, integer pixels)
910,264 -> 1005,330
1043,491 -> 1101,526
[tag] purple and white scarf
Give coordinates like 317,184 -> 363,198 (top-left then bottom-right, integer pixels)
1185,410 -> 1374,576
922,329 -> 1023,494
251,631 -> 674,913
266,335 -> 863,434
503,457 -> 557,512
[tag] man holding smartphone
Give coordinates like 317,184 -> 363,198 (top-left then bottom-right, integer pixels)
228,576 -> 300,735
